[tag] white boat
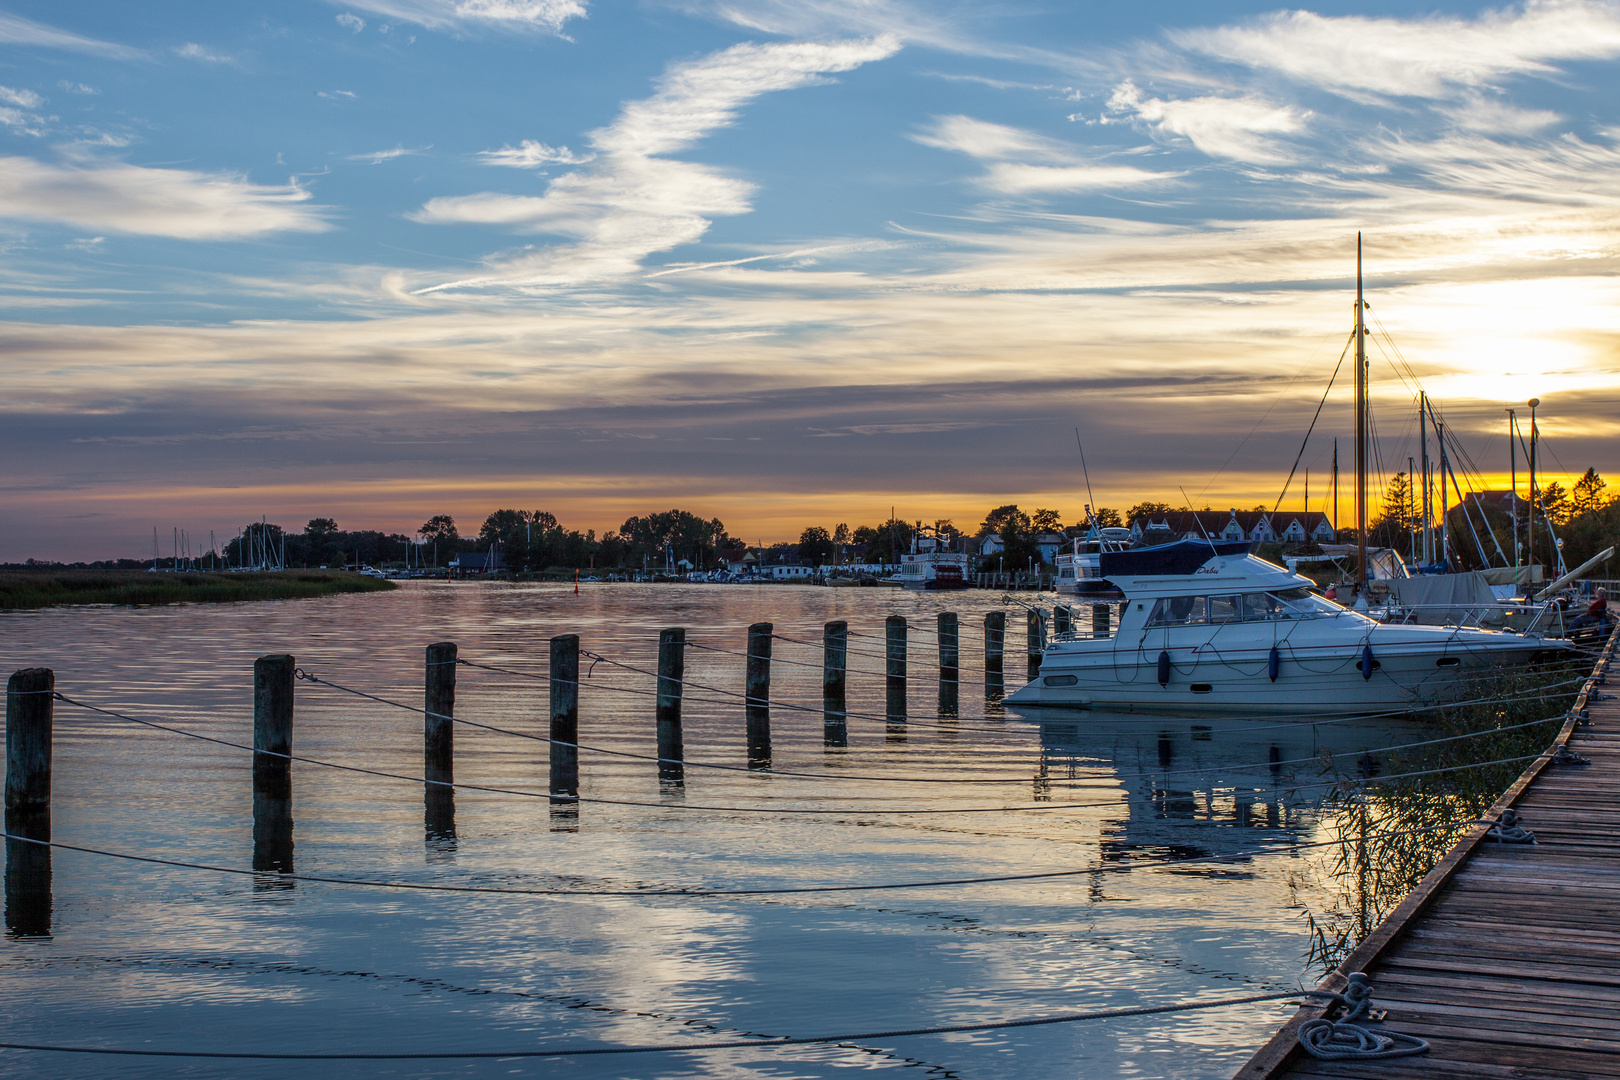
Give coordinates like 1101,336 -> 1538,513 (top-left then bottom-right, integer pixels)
1005,539 -> 1570,715
896,534 -> 976,590
1054,526 -> 1132,596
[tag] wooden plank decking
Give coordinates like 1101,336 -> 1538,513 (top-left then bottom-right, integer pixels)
1237,617 -> 1620,1080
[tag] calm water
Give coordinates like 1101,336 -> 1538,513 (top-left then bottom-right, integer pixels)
0,583 -> 1421,1079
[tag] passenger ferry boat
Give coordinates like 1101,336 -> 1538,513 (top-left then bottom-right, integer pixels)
1007,539 -> 1569,715
1054,526 -> 1132,596
896,547 -> 975,590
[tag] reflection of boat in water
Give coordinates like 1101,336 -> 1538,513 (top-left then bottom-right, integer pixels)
1054,527 -> 1132,597
1006,539 -> 1571,715
1026,712 -> 1421,862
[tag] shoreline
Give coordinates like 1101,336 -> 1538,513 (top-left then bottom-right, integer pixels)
0,569 -> 396,611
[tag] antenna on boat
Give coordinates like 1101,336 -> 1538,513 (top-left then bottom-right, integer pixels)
1074,428 -> 1097,527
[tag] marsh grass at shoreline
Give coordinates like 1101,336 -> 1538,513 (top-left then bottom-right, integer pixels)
0,569 -> 396,610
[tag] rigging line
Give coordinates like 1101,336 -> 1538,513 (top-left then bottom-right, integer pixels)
1201,332 -> 1349,501
1,823 -> 1459,899
684,641 -> 891,677
0,991 -> 1312,1060
1273,332 -> 1354,514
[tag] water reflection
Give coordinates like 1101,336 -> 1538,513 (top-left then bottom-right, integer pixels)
4,808 -> 50,939
251,773 -> 294,887
423,783 -> 456,852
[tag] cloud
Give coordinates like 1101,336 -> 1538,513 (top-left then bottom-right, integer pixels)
0,156 -> 332,238
347,145 -> 431,163
336,12 -> 367,31
1104,80 -> 1309,163
317,89 -> 358,99
0,86 -> 44,109
412,35 -> 900,291
175,43 -> 235,64
1174,1 -> 1620,102
477,139 -> 591,168
328,0 -> 587,35
57,81 -> 98,95
913,114 -> 1176,194
0,11 -> 143,58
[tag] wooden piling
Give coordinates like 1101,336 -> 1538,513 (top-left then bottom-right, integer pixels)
885,615 -> 907,724
1053,605 -> 1071,636
657,628 -> 685,781
5,668 -> 53,937
252,655 -> 294,785
549,634 -> 580,801
937,612 -> 959,717
1092,603 -> 1111,637
823,620 -> 848,747
984,611 -> 1005,693
746,622 -> 772,764
1026,609 -> 1046,679
5,668 -> 53,812
424,642 -> 456,784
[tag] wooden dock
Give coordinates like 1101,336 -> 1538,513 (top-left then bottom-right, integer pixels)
1237,617 -> 1620,1080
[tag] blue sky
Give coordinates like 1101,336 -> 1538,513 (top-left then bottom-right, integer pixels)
3,0 -> 1619,558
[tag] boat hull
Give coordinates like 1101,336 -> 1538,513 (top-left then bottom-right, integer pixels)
1005,627 -> 1569,716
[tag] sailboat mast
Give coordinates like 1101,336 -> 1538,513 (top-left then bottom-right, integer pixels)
1419,391 -> 1431,565
1508,409 -> 1519,568
1355,234 -> 1368,595
1331,439 -> 1339,534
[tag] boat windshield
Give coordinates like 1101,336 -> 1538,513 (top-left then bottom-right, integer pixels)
1146,588 -> 1348,626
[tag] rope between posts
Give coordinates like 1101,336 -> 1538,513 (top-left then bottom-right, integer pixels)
311,666 -> 1578,785
0,990 -> 1310,1060
0,823 -> 1455,897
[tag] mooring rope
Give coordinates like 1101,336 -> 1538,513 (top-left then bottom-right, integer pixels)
0,823 -> 1454,898
1297,972 -> 1429,1060
0,989 -> 1308,1060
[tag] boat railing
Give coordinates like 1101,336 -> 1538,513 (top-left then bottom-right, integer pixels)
1382,600 -> 1563,636
1050,626 -> 1116,643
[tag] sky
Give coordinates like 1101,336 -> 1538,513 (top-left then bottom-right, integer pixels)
2,0 -> 1619,560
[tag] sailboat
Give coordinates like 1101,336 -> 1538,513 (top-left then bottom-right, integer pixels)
1006,238 -> 1574,715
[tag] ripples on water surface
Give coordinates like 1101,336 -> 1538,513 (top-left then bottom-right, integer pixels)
0,583 -> 1427,1079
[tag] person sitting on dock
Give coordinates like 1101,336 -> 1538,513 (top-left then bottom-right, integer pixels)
1570,587 -> 1611,633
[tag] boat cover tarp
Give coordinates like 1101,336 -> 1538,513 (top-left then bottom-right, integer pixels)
1480,565 -> 1545,586
1383,571 -> 1502,625
1099,539 -> 1253,578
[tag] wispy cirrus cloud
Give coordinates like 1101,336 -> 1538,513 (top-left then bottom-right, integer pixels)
174,43 -> 234,64
913,114 -> 1176,194
477,139 -> 591,168
0,11 -> 143,59
0,156 -> 332,238
1102,80 -> 1309,163
412,35 -> 900,291
327,0 -> 587,35
347,145 -> 431,164
1173,1 -> 1620,102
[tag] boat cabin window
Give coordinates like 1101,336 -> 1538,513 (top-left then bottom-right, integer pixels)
1207,595 -> 1241,622
1146,596 -> 1208,626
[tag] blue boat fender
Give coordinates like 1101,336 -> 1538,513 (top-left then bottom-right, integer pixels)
1157,650 -> 1171,686
1268,644 -> 1280,682
1360,644 -> 1375,680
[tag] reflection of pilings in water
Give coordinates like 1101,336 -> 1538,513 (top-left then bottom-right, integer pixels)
822,620 -> 847,748
423,784 -> 456,850
4,809 -> 51,939
252,773 -> 294,879
983,611 -> 1005,701
936,612 -> 959,719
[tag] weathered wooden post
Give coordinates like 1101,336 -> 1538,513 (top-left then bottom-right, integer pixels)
1027,609 -> 1046,679
424,642 -> 456,782
550,634 -> 580,802
984,611 -> 1005,697
252,655 -> 295,876
657,628 -> 685,782
5,668 -> 53,937
937,612 -> 959,717
423,642 -> 456,843
746,622 -> 772,765
1053,605 -> 1071,636
1093,603 -> 1111,638
823,620 -> 848,747
886,615 -> 907,725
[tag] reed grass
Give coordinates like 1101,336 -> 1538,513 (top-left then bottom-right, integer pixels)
0,569 -> 396,610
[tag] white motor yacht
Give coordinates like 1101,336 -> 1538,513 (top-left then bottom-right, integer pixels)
1006,539 -> 1570,715
1054,526 -> 1132,596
